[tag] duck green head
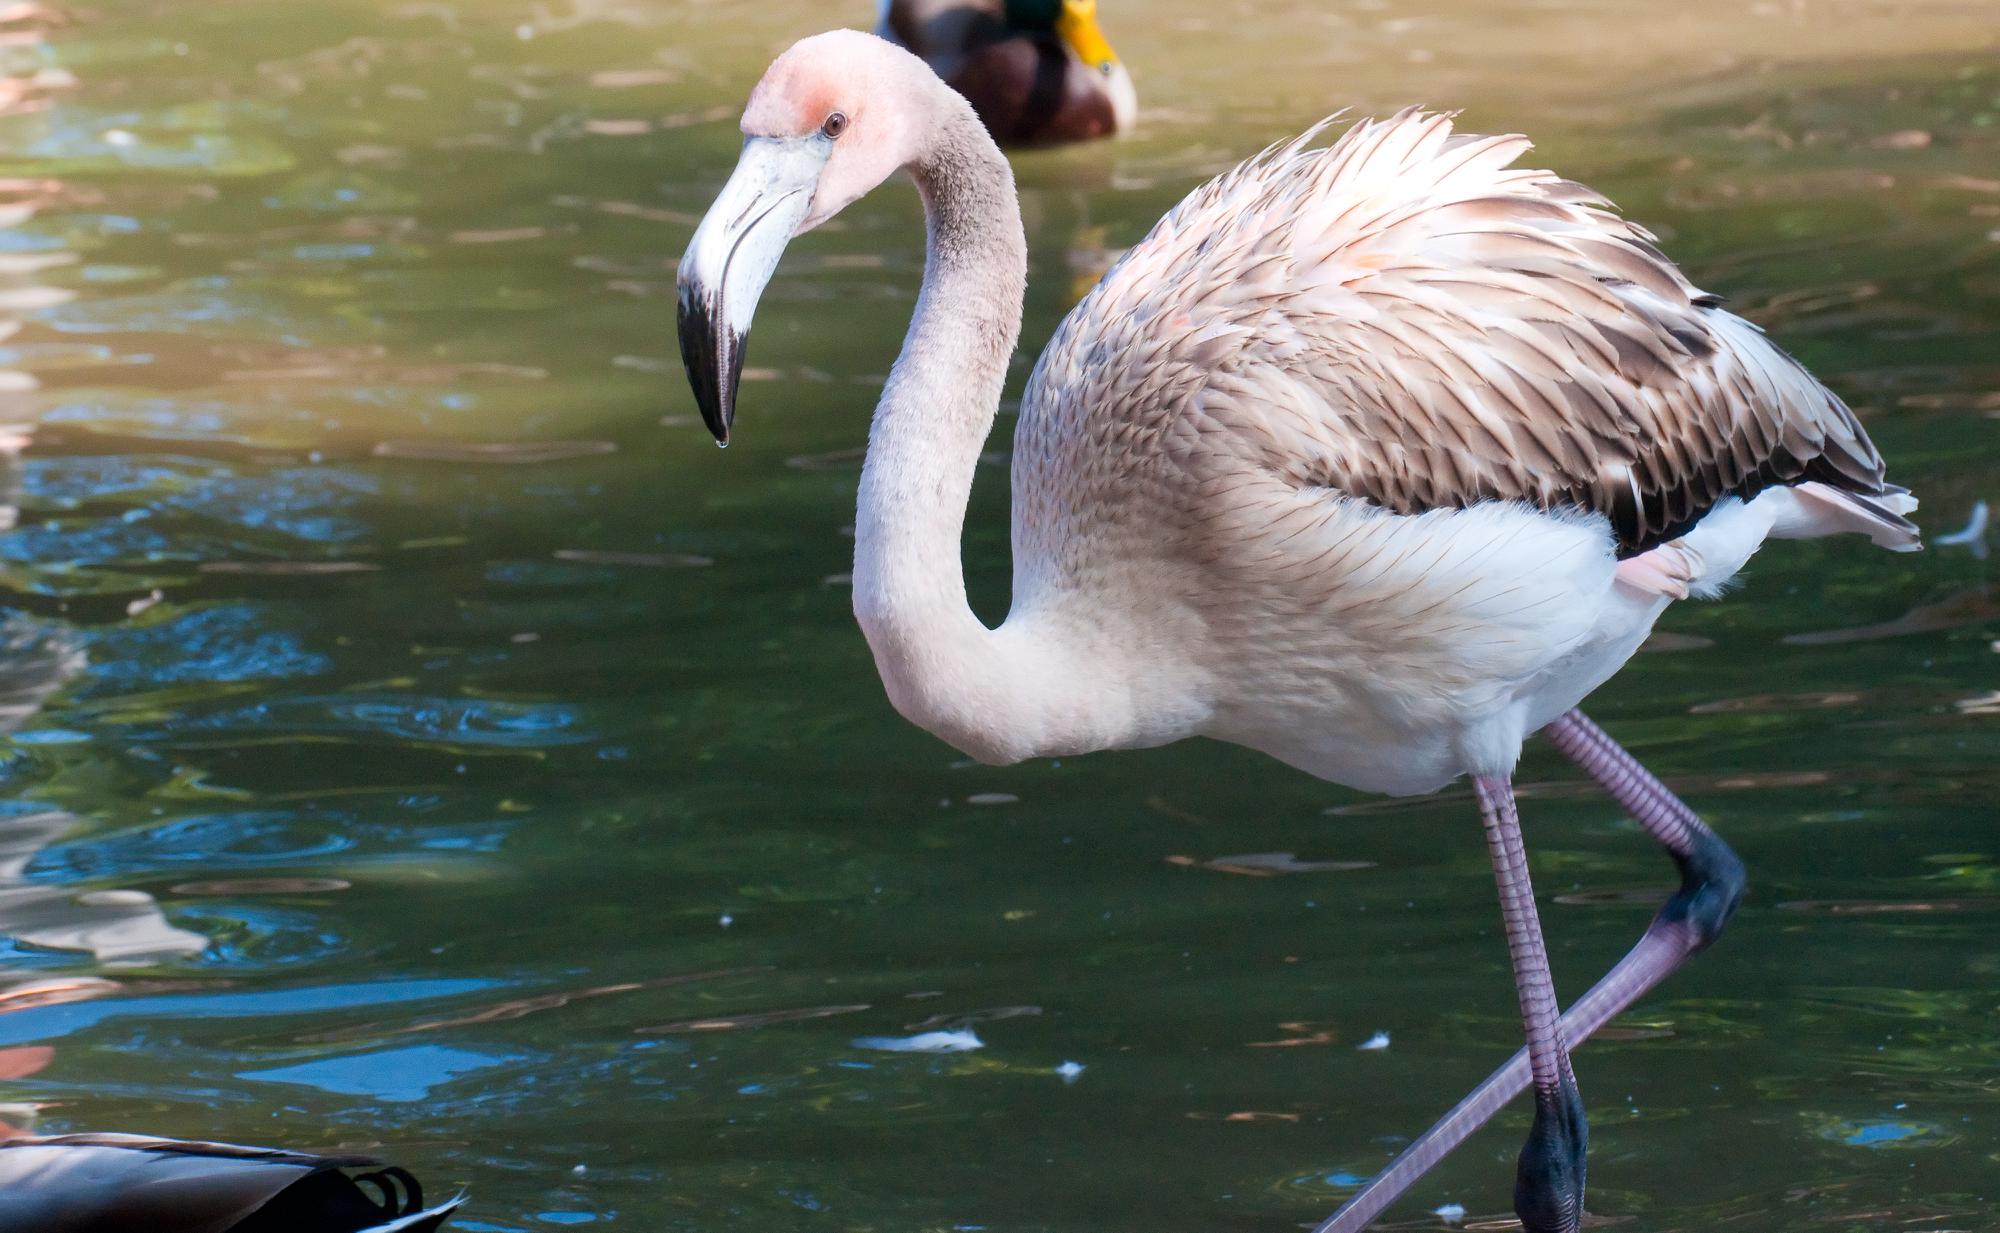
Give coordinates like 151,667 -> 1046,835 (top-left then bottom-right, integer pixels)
1005,0 -> 1120,74
1002,0 -> 1063,26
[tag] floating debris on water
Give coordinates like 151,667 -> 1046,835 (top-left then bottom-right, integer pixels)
644,1004 -> 870,1033
1175,851 -> 1375,876
198,560 -> 379,575
1776,898 -> 1988,914
904,1005 -> 1040,1031
1356,1031 -> 1391,1052
1639,630 -> 1715,653
1934,499 -> 1989,558
1055,1061 -> 1085,1083
1785,588 -> 2000,646
851,1029 -> 985,1053
169,877 -> 351,895
1433,1202 -> 1467,1223
372,439 -> 617,464
553,548 -> 713,568
1957,690 -> 2000,716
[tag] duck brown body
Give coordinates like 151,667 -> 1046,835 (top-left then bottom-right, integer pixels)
878,0 -> 1134,146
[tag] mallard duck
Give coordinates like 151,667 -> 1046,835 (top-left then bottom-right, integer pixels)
876,0 -> 1135,145
0,1134 -> 464,1232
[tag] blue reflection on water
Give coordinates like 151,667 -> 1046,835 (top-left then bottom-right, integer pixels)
131,693 -> 597,749
47,396 -> 242,436
185,902 -> 348,968
0,517 -> 175,565
322,696 -> 593,747
164,467 -> 379,543
328,696 -> 588,744
292,243 -> 376,262
28,810 -> 512,879
1839,1120 -> 1937,1147
0,977 -> 502,1046
44,286 -> 264,333
241,1042 -> 521,1102
84,692 -> 590,755
0,228 -> 69,254
35,812 -> 348,872
11,729 -> 91,745
83,604 -> 331,689
25,456 -> 221,504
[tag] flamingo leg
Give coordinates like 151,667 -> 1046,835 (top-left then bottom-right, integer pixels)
1474,774 -> 1587,1231
1314,710 -> 1744,1231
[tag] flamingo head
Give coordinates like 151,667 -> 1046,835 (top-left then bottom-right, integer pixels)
677,30 -> 938,445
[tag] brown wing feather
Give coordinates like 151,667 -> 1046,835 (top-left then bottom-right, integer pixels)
1024,109 -> 1910,557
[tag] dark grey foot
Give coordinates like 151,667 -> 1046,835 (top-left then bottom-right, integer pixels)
1661,825 -> 1746,952
1514,1077 -> 1588,1233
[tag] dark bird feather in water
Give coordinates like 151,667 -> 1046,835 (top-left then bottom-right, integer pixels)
0,1134 -> 463,1233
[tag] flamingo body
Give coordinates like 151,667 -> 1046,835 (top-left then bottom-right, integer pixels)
997,110 -> 1916,792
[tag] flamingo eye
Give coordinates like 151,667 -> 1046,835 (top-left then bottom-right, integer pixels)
822,111 -> 849,139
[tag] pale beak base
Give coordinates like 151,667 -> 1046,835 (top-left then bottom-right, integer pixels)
675,136 -> 829,446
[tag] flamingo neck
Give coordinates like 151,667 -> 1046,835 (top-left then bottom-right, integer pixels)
850,95 -> 1061,765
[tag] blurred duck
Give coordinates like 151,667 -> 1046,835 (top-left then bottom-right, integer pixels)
0,1134 -> 463,1232
876,0 -> 1134,144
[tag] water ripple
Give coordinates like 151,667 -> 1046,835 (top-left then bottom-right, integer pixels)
80,603 -> 330,690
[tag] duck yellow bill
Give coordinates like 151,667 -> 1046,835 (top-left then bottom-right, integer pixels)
1055,0 -> 1118,71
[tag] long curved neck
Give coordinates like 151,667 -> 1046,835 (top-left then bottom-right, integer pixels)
851,95 -> 1049,764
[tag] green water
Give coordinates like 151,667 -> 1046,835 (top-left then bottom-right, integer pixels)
0,0 -> 1996,1228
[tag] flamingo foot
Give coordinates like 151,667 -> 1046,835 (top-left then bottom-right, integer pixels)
1515,1077 -> 1587,1233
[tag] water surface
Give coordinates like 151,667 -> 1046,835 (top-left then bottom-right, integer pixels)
0,1 -> 1997,1229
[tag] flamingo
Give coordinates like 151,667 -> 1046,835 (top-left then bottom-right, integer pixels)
673,30 -> 1919,1231
875,0 -> 1135,146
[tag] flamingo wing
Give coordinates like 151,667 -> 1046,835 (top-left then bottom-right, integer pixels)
1021,108 -> 1914,558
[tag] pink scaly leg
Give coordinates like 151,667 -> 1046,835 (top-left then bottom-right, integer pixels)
1315,710 -> 1744,1232
1475,774 -> 1587,1232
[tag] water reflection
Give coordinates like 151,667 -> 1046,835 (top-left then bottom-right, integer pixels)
0,367 -> 210,1146
241,1041 -> 523,1103
0,10 -> 70,424
0,6 -> 227,1142
1785,588 -> 2000,646
0,813 -> 207,964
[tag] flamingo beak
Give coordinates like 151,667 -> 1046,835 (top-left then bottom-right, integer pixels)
676,137 -> 826,445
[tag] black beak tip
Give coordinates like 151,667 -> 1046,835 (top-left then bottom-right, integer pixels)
676,287 -> 743,447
